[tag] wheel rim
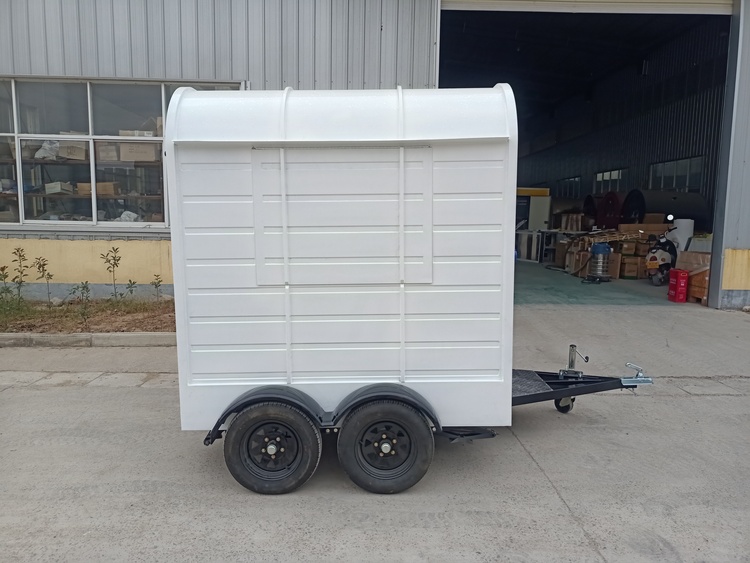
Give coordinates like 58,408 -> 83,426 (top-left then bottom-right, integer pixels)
239,421 -> 302,481
355,420 -> 415,479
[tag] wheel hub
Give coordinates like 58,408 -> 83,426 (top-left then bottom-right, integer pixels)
360,422 -> 410,470
244,422 -> 298,474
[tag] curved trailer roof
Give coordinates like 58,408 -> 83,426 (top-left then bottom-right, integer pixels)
165,85 -> 517,145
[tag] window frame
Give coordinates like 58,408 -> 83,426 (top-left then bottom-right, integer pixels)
1,78 -> 241,230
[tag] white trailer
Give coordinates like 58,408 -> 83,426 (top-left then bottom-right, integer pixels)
165,86 -> 651,495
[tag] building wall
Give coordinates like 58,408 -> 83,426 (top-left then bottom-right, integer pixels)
517,17 -> 730,222
0,0 -> 439,89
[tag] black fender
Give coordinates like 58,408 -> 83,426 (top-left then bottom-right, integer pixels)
332,384 -> 441,431
203,386 -> 326,446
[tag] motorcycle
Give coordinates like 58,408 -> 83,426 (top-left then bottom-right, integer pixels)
645,224 -> 678,286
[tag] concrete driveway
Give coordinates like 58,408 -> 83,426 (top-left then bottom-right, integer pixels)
2,266 -> 750,561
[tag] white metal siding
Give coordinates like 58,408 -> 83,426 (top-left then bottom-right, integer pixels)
441,0 -> 733,15
0,0 -> 438,89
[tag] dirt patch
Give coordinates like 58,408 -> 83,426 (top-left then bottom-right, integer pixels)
1,300 -> 176,333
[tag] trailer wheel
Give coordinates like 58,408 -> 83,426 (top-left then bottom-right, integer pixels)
224,402 -> 321,495
337,400 -> 434,494
554,397 -> 575,414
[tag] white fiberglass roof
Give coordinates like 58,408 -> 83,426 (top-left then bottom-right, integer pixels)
166,85 -> 516,144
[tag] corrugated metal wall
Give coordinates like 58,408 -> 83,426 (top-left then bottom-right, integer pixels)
0,0 -> 438,89
518,18 -> 730,220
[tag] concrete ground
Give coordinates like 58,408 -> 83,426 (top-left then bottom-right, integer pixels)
1,263 -> 749,562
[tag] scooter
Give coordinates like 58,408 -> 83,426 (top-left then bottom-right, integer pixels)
645,224 -> 678,286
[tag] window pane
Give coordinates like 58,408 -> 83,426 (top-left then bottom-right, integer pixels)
0,81 -> 12,133
94,141 -> 163,222
165,83 -> 240,112
16,82 -> 89,135
689,156 -> 703,190
651,163 -> 662,189
92,84 -> 162,136
0,136 -> 19,222
20,138 -> 92,221
675,158 -> 689,189
663,161 -> 676,189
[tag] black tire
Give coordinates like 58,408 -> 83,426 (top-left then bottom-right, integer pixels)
337,400 -> 434,494
554,397 -> 575,414
650,273 -> 663,286
223,402 -> 321,495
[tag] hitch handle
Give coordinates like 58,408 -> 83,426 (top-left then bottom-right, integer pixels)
568,344 -> 589,370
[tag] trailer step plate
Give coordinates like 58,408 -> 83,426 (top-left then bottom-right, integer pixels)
512,369 -> 552,397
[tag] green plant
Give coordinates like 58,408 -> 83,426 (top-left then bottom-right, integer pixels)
11,247 -> 28,304
0,265 -> 12,301
100,247 -> 123,299
126,279 -> 137,298
33,257 -> 54,308
69,281 -> 92,331
150,274 -> 163,301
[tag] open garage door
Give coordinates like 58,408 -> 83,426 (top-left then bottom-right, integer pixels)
438,8 -> 731,308
441,0 -> 732,15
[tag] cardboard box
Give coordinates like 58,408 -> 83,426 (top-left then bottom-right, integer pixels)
554,242 -> 568,268
574,251 -> 590,278
620,241 -> 637,256
97,182 -> 120,196
58,140 -> 88,161
608,252 -> 622,279
635,242 -> 651,256
119,130 -> 155,137
45,181 -> 74,194
96,143 -> 119,161
77,182 -> 120,196
643,213 -> 665,224
565,250 -> 577,273
618,223 -> 671,235
119,142 -> 158,162
620,256 -> 645,280
675,251 -> 711,274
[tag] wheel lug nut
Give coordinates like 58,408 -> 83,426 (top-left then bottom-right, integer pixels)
382,434 -> 387,439
391,451 -> 396,455
276,437 -> 281,442
280,448 -> 285,453
392,439 -> 397,444
271,455 -> 276,459
379,453 -> 384,457
264,437 -> 269,443
374,442 -> 379,447
261,448 -> 266,453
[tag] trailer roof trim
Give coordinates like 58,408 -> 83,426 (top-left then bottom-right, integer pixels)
166,85 -> 516,144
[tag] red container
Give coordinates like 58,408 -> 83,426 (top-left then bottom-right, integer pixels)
668,287 -> 687,303
669,269 -> 689,289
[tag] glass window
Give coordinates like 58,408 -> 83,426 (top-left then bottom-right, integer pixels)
165,83 -> 240,112
16,82 -> 89,135
675,158 -> 689,190
0,136 -> 19,222
0,81 -> 12,133
92,84 -> 162,136
20,138 -> 93,221
689,156 -> 703,190
663,161 -> 676,189
94,141 -> 163,222
652,163 -> 663,189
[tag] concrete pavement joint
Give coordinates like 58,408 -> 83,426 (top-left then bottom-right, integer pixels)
0,332 -> 176,348
510,426 -> 608,563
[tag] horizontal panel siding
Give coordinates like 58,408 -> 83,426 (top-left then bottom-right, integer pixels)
0,0 -> 437,88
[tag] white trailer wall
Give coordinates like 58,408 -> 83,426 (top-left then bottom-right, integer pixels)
166,87 -> 518,430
